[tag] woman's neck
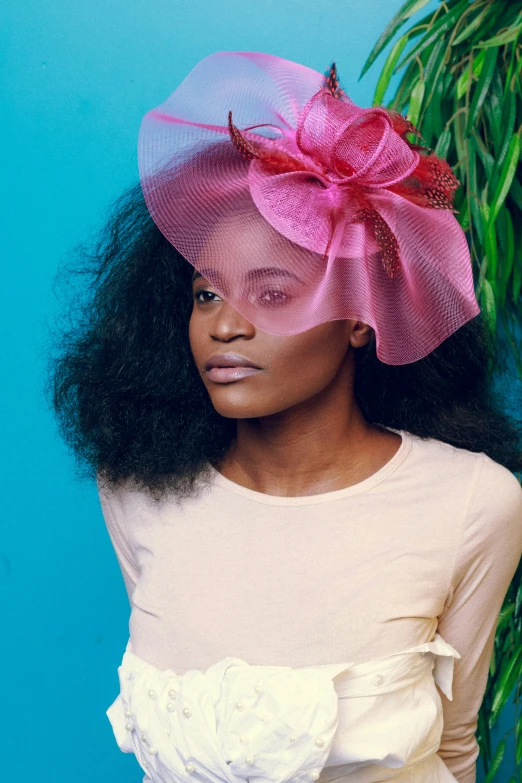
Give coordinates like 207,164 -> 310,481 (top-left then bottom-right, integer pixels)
213,380 -> 401,497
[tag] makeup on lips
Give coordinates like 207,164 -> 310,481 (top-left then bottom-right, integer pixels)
205,353 -> 262,384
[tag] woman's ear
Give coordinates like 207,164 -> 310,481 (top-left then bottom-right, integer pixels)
350,321 -> 374,349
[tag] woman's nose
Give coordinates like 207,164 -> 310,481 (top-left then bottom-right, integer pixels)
209,299 -> 256,341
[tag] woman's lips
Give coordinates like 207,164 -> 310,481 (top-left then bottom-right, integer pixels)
207,367 -> 262,383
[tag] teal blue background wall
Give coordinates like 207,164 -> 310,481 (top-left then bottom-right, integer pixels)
1,0 -> 517,780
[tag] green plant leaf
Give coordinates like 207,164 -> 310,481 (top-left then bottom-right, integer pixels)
488,133 -> 521,230
457,193 -> 470,232
467,135 -> 482,245
497,206 -> 515,308
484,738 -> 506,783
478,706 -> 492,764
451,1 -> 493,47
358,0 -> 433,81
512,232 -> 522,303
396,0 -> 470,72
464,46 -> 499,137
389,58 -> 420,114
497,603 -> 515,633
471,129 -> 495,180
468,0 -> 512,47
484,217 -> 498,284
489,645 -> 522,725
406,79 -> 425,127
509,178 -> 522,212
434,127 -> 452,158
456,49 -> 486,102
515,572 -> 522,621
373,35 -> 410,107
479,278 -> 497,340
421,37 -> 447,137
490,89 -> 517,194
480,11 -> 522,48
516,713 -> 522,766
505,31 -> 522,95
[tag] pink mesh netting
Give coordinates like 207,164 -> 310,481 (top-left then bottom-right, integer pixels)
138,51 -> 480,365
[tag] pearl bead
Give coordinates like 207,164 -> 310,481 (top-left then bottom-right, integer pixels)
124,709 -> 133,718
245,755 -> 254,765
166,702 -> 176,712
148,689 -> 156,699
254,685 -> 263,693
310,771 -> 320,781
372,673 -> 384,686
239,735 -> 246,743
148,746 -> 158,755
290,733 -> 298,742
125,722 -> 134,731
236,701 -> 244,710
315,738 -> 325,748
183,707 -> 192,717
168,689 -> 177,699
141,733 -> 147,742
185,762 -> 195,773
261,715 -> 269,724
126,673 -> 132,680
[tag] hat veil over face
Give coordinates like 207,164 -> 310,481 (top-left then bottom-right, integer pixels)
138,51 -> 480,365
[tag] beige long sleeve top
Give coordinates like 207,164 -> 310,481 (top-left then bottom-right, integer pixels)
98,427 -> 522,783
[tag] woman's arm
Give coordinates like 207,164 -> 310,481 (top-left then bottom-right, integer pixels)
97,475 -> 140,604
435,454 -> 522,783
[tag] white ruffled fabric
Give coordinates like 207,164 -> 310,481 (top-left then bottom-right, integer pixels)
106,633 -> 461,783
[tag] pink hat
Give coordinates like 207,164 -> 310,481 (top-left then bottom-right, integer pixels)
138,51 -> 480,365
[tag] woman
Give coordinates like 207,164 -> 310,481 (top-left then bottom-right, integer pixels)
46,53 -> 522,783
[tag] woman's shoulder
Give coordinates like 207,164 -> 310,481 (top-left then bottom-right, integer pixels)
405,432 -> 522,553
405,429 -> 521,505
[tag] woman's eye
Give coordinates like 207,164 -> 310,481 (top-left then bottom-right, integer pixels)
253,289 -> 292,307
194,287 -> 292,307
194,289 -> 222,304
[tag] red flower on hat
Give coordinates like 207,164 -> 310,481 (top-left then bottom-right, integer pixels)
228,63 -> 460,279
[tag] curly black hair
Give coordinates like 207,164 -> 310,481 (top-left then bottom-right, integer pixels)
42,180 -> 522,505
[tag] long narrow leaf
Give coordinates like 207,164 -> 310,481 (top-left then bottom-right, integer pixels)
487,133 -> 521,230
434,127 -> 452,158
396,0 -> 470,72
464,46 -> 498,137
471,129 -> 495,180
456,49 -> 486,102
480,12 -> 522,48
489,646 -> 522,725
406,79 -> 425,127
479,278 -> 497,339
421,37 -> 447,137
516,713 -> 522,766
373,35 -> 409,107
490,89 -> 517,193
512,232 -> 522,303
389,59 -> 420,113
451,1 -> 492,47
496,603 -> 515,634
467,136 -> 482,245
509,178 -> 522,212
484,216 -> 498,284
497,206 -> 515,308
484,738 -> 506,783
358,0 -> 433,81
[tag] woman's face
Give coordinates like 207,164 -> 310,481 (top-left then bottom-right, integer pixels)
189,271 -> 373,420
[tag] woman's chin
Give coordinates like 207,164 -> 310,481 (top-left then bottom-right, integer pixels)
208,391 -> 279,420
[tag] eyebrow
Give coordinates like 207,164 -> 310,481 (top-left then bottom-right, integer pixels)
191,267 -> 305,284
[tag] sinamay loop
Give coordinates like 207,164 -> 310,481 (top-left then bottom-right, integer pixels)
138,51 -> 481,365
